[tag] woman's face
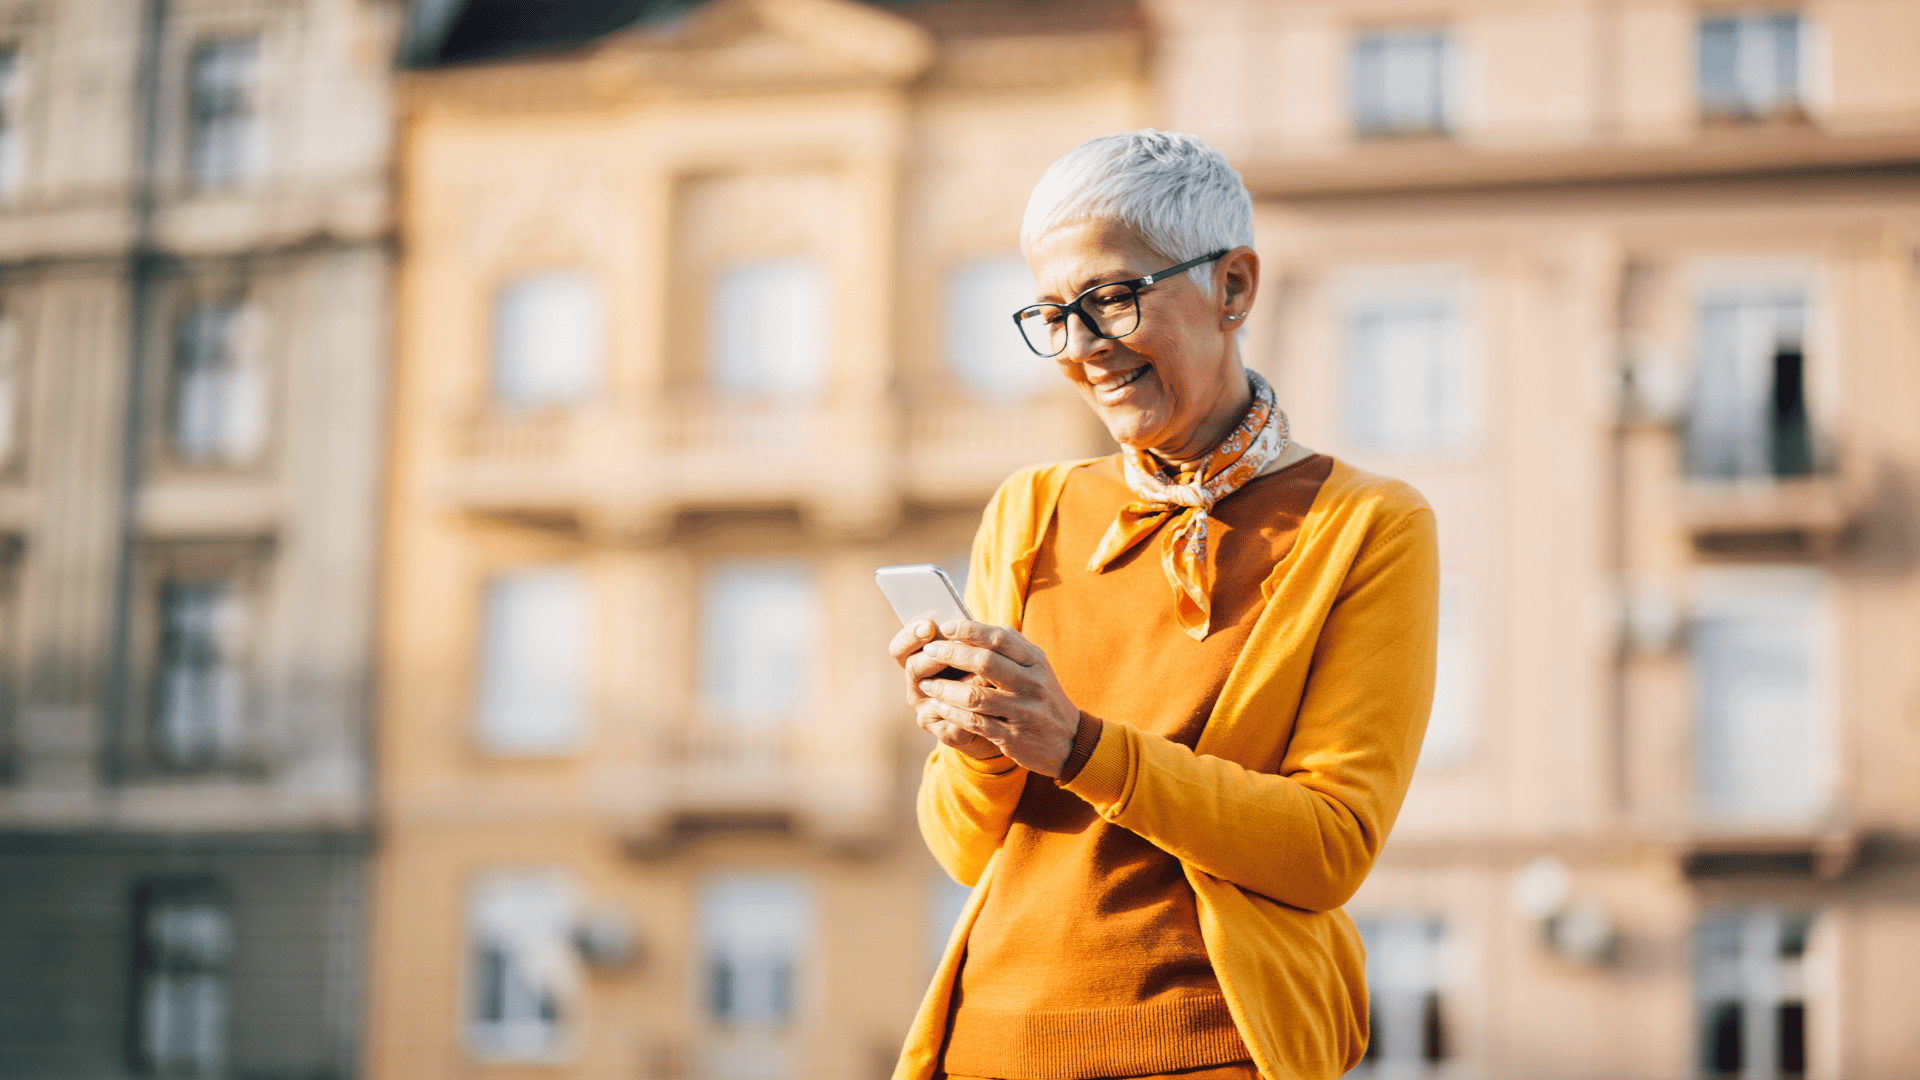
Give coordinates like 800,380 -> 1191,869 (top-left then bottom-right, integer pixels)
1026,219 -> 1255,462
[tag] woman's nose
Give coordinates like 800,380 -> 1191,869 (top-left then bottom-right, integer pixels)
1058,311 -> 1113,366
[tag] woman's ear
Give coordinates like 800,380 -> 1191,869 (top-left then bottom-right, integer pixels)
1220,246 -> 1260,324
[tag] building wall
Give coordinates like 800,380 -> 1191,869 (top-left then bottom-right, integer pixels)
1153,0 -> 1920,1077
370,2 -> 1143,1077
0,0 -> 395,1076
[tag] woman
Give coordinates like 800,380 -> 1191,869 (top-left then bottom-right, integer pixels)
889,131 -> 1438,1080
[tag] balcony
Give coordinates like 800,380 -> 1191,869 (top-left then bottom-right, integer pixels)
902,396 -> 1107,503
435,393 -> 1108,530
1682,473 -> 1858,558
624,715 -> 896,857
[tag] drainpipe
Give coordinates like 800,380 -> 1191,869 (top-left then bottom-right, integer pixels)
101,0 -> 168,790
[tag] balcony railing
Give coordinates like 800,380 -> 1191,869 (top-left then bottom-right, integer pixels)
439,393 -> 1107,520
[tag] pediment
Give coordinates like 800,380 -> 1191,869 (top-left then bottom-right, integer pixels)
597,0 -> 935,92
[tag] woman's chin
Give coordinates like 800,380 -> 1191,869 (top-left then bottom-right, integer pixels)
1098,411 -> 1168,452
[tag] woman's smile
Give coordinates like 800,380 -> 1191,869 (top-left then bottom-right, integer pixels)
1086,364 -> 1149,403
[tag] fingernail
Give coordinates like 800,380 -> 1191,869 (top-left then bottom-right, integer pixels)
939,621 -> 958,635
918,680 -> 938,694
917,620 -> 934,636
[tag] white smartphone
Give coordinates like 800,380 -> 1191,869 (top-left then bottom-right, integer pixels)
874,563 -> 972,627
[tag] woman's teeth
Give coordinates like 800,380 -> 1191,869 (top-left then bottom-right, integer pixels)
1093,368 -> 1146,393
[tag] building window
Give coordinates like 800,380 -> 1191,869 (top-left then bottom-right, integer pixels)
1343,289 -> 1469,453
1419,579 -> 1474,768
474,567 -> 589,756
1352,28 -> 1455,139
0,308 -> 19,468
945,255 -> 1050,401
710,258 -> 831,398
1695,911 -> 1812,1079
132,878 -> 234,1080
492,270 -> 603,406
1354,915 -> 1448,1070
0,49 -> 22,200
188,37 -> 260,190
702,874 -> 810,1027
154,577 -> 248,769
700,561 -> 817,726
1691,567 -> 1829,822
1686,286 -> 1813,480
170,299 -> 266,467
467,871 -> 578,1060
927,870 -> 972,974
1699,12 -> 1804,124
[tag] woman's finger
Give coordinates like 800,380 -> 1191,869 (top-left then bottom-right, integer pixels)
920,696 -> 1002,737
904,650 -> 956,683
917,676 -> 1018,716
923,640 -> 1034,692
940,619 -> 1045,667
888,620 -> 940,666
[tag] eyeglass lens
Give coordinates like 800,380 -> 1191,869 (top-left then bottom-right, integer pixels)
1017,283 -> 1142,358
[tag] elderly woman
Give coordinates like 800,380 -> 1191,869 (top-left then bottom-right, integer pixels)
888,131 -> 1439,1080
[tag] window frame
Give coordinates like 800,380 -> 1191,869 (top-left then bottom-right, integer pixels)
489,268 -> 607,409
1350,26 -> 1458,140
1335,265 -> 1478,458
470,564 -> 593,758
1696,9 -> 1809,126
186,35 -> 263,191
124,537 -> 274,779
128,875 -> 236,1080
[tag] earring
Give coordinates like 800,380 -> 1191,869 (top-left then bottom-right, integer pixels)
1228,313 -> 1246,321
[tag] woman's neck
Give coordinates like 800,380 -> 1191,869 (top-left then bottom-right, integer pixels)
1150,363 -> 1254,470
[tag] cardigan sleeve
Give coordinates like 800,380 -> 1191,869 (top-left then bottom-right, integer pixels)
1059,503 -> 1440,911
912,470 -> 1040,886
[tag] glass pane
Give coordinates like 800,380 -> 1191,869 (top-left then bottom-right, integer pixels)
701,874 -> 811,1026
1355,915 -> 1448,1066
946,256 -> 1051,399
700,560 -> 817,725
1698,14 -> 1802,118
711,258 -> 831,397
467,871 -> 577,1059
475,567 -> 589,755
493,270 -> 604,405
156,579 -> 245,767
1344,294 -> 1465,452
190,38 -> 260,188
1353,29 -> 1453,136
171,302 -> 265,466
0,50 -> 20,199
1691,568 -> 1827,820
139,894 -> 232,1079
1685,288 -> 1806,479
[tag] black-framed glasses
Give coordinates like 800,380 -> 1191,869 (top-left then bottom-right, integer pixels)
1011,249 -> 1229,358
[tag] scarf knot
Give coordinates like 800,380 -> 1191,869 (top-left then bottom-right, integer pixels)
1085,370 -> 1289,640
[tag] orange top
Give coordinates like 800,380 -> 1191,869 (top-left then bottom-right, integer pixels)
941,454 -> 1333,1080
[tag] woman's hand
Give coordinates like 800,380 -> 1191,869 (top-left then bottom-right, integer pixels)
889,620 -> 1002,760
910,619 -> 1082,778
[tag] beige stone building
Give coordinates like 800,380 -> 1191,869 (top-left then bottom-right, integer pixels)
0,0 -> 397,1078
1151,0 -> 1920,1076
375,1 -> 1920,1079
370,2 -> 1142,1078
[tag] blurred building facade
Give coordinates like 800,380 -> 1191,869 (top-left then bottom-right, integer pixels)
371,1 -> 1139,1078
1152,0 -> 1920,1077
0,1 -> 395,1078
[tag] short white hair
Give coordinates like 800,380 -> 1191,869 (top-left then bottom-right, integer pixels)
1020,129 -> 1255,294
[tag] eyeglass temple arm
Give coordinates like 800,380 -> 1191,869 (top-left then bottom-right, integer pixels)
1140,248 -> 1232,286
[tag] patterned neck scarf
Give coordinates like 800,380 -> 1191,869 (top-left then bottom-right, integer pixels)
1086,369 -> 1290,641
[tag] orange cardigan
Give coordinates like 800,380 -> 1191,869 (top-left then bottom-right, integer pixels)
895,456 -> 1440,1080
